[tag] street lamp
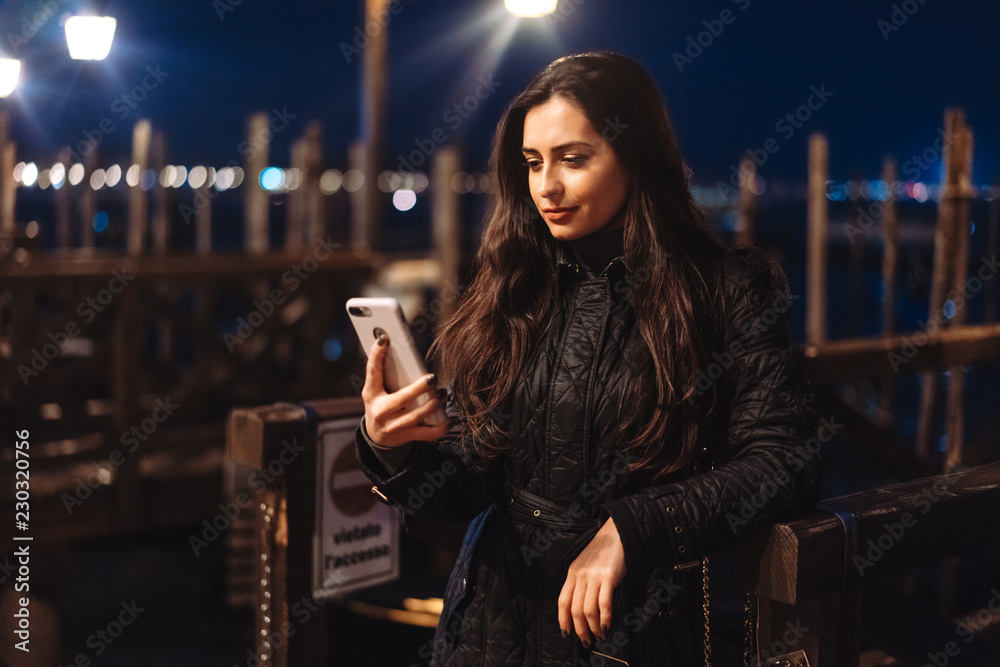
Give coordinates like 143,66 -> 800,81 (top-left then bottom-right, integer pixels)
64,16 -> 117,61
0,59 -> 20,97
505,0 -> 558,17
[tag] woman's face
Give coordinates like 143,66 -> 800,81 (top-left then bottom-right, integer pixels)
521,96 -> 629,241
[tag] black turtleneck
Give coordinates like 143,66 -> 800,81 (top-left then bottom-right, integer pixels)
567,223 -> 626,278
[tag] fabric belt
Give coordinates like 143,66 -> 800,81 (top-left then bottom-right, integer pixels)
501,484 -> 595,532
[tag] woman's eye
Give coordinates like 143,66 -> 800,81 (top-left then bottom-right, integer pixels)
523,159 -> 542,170
563,156 -> 587,166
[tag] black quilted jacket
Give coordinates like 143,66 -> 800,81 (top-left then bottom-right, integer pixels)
356,242 -> 821,666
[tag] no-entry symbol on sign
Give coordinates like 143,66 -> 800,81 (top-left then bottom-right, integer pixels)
313,417 -> 398,599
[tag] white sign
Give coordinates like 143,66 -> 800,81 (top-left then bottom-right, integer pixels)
313,417 -> 399,598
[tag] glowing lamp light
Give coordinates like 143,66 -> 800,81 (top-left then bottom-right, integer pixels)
392,189 -> 417,211
505,0 -> 558,17
0,58 -> 21,97
65,16 -> 117,61
260,167 -> 284,191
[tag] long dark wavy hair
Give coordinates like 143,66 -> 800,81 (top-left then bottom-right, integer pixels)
428,52 -> 734,480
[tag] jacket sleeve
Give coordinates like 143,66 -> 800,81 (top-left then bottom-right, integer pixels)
356,390 -> 504,528
602,249 -> 822,577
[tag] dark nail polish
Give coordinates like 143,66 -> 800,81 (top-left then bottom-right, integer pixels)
582,639 -> 591,650
560,628 -> 568,639
601,624 -> 609,634
376,333 -> 387,346
427,373 -> 438,386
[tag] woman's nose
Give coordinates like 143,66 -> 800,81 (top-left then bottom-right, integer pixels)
537,166 -> 562,199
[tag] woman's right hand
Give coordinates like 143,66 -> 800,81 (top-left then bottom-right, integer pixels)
362,334 -> 451,447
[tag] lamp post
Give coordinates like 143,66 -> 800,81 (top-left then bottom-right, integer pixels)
64,16 -> 117,61
504,0 -> 558,17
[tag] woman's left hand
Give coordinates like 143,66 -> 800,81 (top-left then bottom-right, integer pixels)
558,517 -> 626,647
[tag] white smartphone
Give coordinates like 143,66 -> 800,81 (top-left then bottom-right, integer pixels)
346,297 -> 446,426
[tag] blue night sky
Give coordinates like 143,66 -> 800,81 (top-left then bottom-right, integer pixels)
2,0 -> 998,186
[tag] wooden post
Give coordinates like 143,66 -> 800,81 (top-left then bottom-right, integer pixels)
349,141 -> 370,252
129,120 -> 151,255
847,173 -> 866,338
917,109 -> 963,461
150,130 -> 169,255
79,148 -> 98,249
0,110 -> 16,256
245,112 -> 270,254
879,158 -> 899,417
55,147 -> 73,249
196,178 -> 212,255
286,138 -> 306,251
229,398 -> 364,667
987,175 -> 999,324
807,134 -> 828,346
357,0 -> 390,251
944,118 -> 974,473
433,146 -> 461,328
736,155 -> 756,246
303,122 -> 325,245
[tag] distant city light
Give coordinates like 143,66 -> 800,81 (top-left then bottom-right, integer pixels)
505,0 -> 558,17
21,163 -> 38,187
319,169 -> 343,194
260,167 -> 284,191
68,164 -> 85,186
105,164 -> 122,187
0,58 -> 21,97
343,169 -> 364,193
187,166 -> 208,189
392,189 -> 417,211
93,210 -> 109,233
65,16 -> 117,60
126,164 -> 141,187
50,163 -> 66,189
215,168 -> 235,191
90,169 -> 106,190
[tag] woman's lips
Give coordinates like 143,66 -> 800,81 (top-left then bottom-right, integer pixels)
542,207 -> 578,222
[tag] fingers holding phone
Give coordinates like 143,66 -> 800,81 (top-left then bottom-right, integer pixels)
362,334 -> 450,447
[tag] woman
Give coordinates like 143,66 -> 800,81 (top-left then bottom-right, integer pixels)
356,52 -> 820,666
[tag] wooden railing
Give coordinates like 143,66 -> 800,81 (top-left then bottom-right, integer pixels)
736,462 -> 1000,666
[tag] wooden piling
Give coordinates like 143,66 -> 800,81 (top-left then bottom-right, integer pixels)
0,110 -> 13,256
55,147 -> 72,248
151,130 -> 170,255
916,109 -> 965,462
79,148 -> 97,249
129,120 -> 151,255
879,158 -> 899,416
245,112 -> 270,254
736,156 -> 757,246
944,118 -> 974,473
807,134 -> 829,346
303,122 -> 325,245
987,176 -> 999,324
286,138 -> 307,251
432,147 -> 461,327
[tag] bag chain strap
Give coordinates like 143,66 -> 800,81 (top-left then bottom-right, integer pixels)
702,556 -> 711,667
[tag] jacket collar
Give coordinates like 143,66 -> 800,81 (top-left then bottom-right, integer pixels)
554,240 -> 630,285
